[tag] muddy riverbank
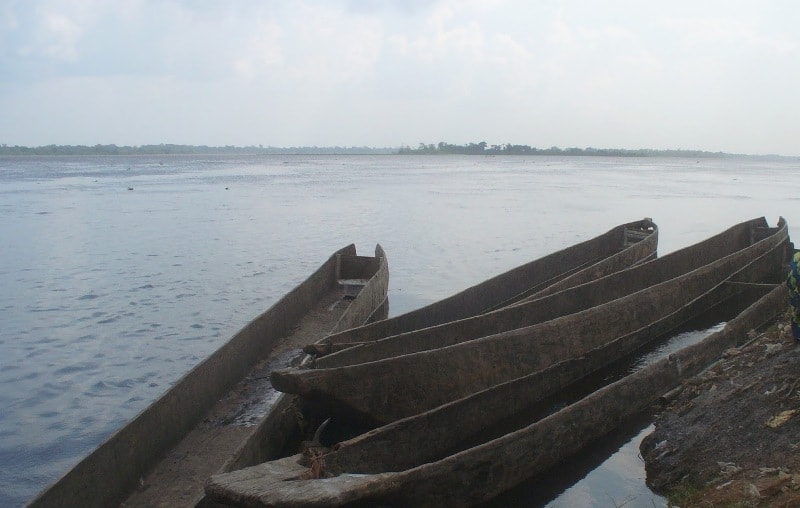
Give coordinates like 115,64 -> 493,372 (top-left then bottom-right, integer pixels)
641,307 -> 800,507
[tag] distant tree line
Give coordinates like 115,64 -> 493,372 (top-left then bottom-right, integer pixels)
397,142 -> 730,157
0,144 -> 396,156
2,142 -> 771,158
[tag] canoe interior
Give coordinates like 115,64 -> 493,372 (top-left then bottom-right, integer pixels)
28,244 -> 388,508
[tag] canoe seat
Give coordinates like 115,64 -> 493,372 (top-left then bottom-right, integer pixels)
339,279 -> 369,299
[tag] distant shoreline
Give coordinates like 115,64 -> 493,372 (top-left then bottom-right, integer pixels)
0,144 -> 396,156
0,143 -> 795,159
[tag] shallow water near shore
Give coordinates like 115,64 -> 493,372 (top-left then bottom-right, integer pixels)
1,153 -> 798,506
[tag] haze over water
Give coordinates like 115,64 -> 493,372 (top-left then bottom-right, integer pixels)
1,154 -> 798,506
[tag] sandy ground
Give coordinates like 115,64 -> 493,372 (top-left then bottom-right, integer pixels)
641,307 -> 800,507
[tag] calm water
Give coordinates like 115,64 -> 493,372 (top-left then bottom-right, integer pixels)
1,154 -> 798,507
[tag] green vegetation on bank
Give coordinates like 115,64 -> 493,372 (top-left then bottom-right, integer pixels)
399,141 -> 729,157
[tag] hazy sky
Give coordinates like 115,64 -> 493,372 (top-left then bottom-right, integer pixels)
1,1 -> 798,154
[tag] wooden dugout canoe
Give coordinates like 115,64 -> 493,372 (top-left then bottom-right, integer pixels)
272,217 -> 788,425
28,245 -> 389,508
312,217 -> 772,369
306,219 -> 657,357
206,284 -> 790,508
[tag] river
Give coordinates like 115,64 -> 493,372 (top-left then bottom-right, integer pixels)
1,153 -> 797,506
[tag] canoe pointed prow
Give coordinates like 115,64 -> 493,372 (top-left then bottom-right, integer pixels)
270,368 -> 308,395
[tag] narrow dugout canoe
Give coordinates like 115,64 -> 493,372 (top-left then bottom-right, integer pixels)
272,218 -> 788,425
28,245 -> 389,508
307,219 -> 657,356
312,217 -> 772,369
206,285 -> 790,508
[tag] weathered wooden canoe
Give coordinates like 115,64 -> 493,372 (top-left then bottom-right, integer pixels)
272,218 -> 788,425
305,219 -> 657,357
312,217 -> 772,369
28,245 -> 389,508
206,284 -> 790,508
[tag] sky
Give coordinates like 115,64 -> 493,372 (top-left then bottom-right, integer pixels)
1,0 -> 798,155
